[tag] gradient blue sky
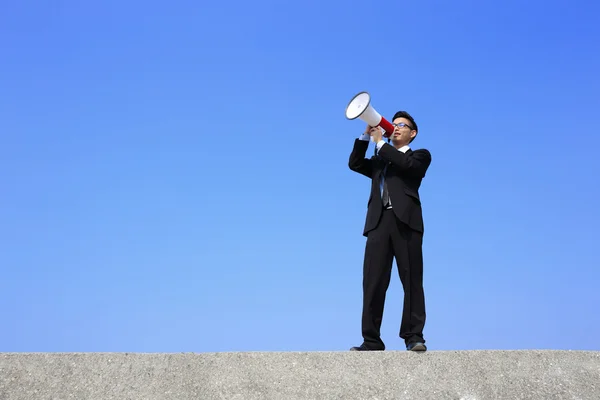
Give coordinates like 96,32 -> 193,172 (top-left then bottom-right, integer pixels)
1,0 -> 599,353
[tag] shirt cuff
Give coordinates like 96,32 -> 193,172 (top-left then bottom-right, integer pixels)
359,133 -> 370,141
376,140 -> 386,151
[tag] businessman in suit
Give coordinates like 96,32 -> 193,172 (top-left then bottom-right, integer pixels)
348,111 -> 432,352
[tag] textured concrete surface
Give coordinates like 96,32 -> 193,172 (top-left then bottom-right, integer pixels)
1,350 -> 599,399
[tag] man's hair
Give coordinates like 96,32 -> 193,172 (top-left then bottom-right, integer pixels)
392,111 -> 418,143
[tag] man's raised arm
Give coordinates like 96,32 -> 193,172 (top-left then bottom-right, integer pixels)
348,130 -> 374,178
376,141 -> 431,179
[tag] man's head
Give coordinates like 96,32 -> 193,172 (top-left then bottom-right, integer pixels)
390,111 -> 418,148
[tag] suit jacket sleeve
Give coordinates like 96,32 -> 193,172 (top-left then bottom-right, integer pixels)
348,139 -> 373,178
378,143 -> 431,179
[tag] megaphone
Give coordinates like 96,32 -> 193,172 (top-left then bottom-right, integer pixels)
345,91 -> 395,138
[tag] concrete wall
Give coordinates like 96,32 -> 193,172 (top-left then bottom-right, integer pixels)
2,350 -> 599,399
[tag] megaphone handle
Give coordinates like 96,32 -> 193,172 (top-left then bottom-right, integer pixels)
379,118 -> 395,137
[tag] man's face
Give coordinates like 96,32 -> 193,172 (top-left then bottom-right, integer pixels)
391,117 -> 417,147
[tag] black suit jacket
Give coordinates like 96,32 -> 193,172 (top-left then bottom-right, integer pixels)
348,139 -> 432,237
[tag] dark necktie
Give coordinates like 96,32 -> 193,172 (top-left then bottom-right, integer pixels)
381,165 -> 390,207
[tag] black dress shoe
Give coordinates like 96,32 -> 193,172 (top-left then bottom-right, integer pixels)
350,344 -> 384,351
406,342 -> 427,351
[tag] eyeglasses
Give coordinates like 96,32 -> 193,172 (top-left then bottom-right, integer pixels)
392,122 -> 413,129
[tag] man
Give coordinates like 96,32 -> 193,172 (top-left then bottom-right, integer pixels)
348,111 -> 432,352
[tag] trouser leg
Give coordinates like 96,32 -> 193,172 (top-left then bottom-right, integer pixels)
361,210 -> 394,350
391,218 -> 426,346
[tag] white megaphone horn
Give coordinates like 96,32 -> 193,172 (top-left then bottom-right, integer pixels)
345,91 -> 394,138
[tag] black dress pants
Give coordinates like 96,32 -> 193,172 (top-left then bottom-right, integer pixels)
361,208 -> 426,350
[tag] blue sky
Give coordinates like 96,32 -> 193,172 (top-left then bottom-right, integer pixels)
1,0 -> 599,353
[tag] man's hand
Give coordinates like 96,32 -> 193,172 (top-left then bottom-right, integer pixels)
366,125 -> 383,143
